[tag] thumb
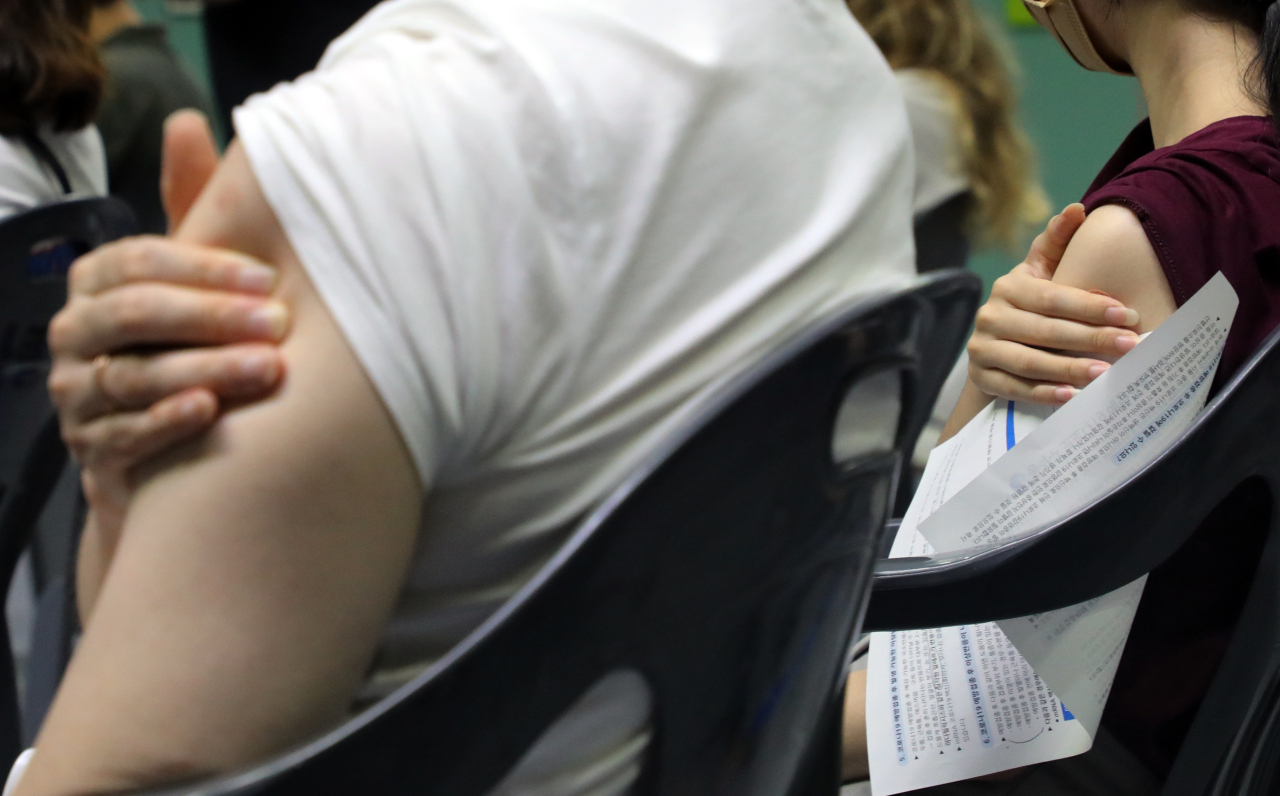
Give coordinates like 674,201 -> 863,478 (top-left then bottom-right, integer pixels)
161,110 -> 220,233
1024,203 -> 1086,279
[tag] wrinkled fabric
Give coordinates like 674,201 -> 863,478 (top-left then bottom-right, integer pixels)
236,0 -> 916,791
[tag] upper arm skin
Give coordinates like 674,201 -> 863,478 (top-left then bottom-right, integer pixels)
939,205 -> 1177,442
1047,205 -> 1176,335
15,145 -> 424,794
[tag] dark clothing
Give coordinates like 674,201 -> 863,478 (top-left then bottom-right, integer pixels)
203,0 -> 382,136
1083,116 -> 1280,394
1080,116 -> 1280,778
913,192 -> 973,274
97,24 -> 216,234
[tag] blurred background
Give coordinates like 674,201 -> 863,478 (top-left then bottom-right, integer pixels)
965,0 -> 1146,293
132,0 -> 212,98
143,0 -> 1146,295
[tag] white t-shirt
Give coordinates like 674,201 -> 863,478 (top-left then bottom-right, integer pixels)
896,69 -> 969,216
0,127 -> 107,218
235,0 -> 915,791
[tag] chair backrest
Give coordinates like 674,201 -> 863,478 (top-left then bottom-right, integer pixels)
912,193 -> 972,276
864,322 -> 1280,796
141,271 -> 979,796
0,197 -> 137,766
898,193 -> 974,516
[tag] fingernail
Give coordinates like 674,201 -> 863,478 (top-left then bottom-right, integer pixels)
1104,307 -> 1140,327
165,108 -> 210,133
239,352 -> 278,381
178,395 -> 206,419
236,262 -> 278,294
1116,335 -> 1139,353
1087,363 -> 1109,379
248,302 -> 290,339
1055,387 -> 1079,403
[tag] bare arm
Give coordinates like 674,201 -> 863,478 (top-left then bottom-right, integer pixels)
16,144 -> 424,794
940,205 -> 1176,442
49,111 -> 290,614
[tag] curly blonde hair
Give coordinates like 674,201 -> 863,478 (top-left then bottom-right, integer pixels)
847,0 -> 1049,250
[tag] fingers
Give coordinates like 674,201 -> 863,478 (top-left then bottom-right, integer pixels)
162,109 -> 220,232
50,343 -> 283,499
49,283 -> 290,359
968,203 -> 1135,408
49,345 -> 284,430
989,268 -> 1140,330
100,345 -> 283,408
966,360 -> 1072,406
64,389 -> 218,472
1024,203 -> 1087,279
47,231 -> 291,492
69,236 -> 278,297
975,294 -> 1139,357
969,338 -> 1112,388
74,345 -> 284,418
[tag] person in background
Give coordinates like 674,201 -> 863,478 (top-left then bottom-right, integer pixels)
942,0 -> 1280,777
0,0 -> 107,218
845,0 -> 1280,786
89,0 -> 215,234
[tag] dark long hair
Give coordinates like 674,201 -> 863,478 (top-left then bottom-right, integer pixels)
1189,0 -> 1280,132
1263,2 -> 1280,130
0,0 -> 105,135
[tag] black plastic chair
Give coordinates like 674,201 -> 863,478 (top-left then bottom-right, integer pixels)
864,322 -> 1280,795
0,197 -> 138,766
913,193 -> 972,276
127,271 -> 979,796
899,193 -> 973,517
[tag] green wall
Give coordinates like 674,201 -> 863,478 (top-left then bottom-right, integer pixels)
968,0 -> 1145,291
133,0 -> 212,93
131,0 -> 219,137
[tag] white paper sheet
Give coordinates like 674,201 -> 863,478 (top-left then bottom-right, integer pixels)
867,273 -> 1239,795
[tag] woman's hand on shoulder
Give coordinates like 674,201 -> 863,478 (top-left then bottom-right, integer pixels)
47,112 -> 290,533
966,203 -> 1146,405
49,239 -> 290,507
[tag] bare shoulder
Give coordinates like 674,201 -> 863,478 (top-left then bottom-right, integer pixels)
173,143 -> 297,271
1053,204 -> 1177,334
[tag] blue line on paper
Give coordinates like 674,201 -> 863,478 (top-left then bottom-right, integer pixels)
1061,702 -> 1075,721
1006,401 -> 1017,451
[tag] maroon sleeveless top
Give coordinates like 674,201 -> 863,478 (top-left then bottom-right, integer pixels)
1081,117 -> 1280,776
1083,115 -> 1280,390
